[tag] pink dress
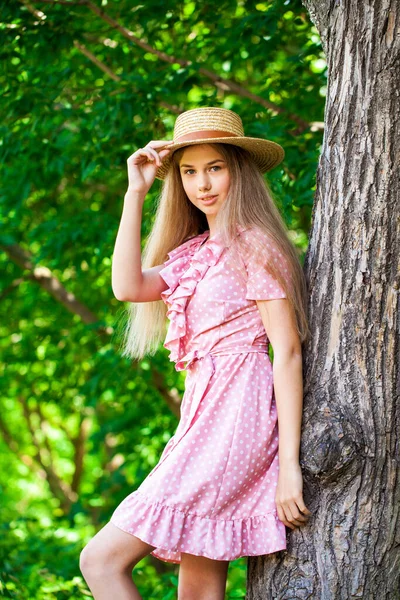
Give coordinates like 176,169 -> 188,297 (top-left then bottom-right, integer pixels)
110,224 -> 290,564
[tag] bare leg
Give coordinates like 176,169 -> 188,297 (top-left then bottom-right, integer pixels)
80,522 -> 156,600
178,552 -> 230,600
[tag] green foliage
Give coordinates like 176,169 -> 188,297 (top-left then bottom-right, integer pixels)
0,0 -> 325,596
0,517 -> 88,599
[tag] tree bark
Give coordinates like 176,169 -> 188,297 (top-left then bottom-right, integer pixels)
248,1 -> 400,598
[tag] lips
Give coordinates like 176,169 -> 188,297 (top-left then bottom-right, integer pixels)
199,195 -> 218,204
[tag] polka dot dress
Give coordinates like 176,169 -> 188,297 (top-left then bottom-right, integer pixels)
110,224 -> 290,564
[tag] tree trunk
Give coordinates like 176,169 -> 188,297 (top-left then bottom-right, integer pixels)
247,1 -> 400,598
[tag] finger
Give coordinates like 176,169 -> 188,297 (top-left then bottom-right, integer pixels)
137,149 -> 158,165
293,512 -> 309,524
145,146 -> 162,166
286,502 -> 307,527
294,495 -> 312,518
298,504 -> 312,516
291,503 -> 310,523
159,148 -> 172,158
276,504 -> 295,530
142,146 -> 170,166
127,151 -> 146,166
283,507 -> 301,528
145,140 -> 175,148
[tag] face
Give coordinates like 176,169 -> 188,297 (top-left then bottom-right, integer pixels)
178,144 -> 231,217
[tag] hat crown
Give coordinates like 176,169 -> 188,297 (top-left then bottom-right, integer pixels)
173,107 -> 244,142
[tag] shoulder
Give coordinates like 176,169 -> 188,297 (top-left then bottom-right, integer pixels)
234,226 -> 291,287
235,225 -> 280,260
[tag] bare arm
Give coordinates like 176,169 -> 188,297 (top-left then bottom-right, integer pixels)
257,298 -> 303,465
257,298 -> 312,529
111,139 -> 174,302
111,191 -> 168,302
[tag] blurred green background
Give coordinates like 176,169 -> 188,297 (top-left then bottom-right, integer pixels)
0,0 -> 325,597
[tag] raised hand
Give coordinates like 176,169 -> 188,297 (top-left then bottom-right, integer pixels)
126,139 -> 174,195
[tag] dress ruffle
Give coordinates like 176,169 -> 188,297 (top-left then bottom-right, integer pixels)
159,230 -> 227,369
110,224 -> 289,564
110,489 -> 287,564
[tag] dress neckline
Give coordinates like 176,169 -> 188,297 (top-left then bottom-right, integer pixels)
200,229 -> 218,244
200,234 -> 210,247
197,231 -> 210,248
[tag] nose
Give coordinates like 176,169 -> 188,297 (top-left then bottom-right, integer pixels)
198,173 -> 212,192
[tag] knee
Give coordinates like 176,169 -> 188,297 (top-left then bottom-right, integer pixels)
79,543 -> 97,578
79,541 -> 112,580
80,538 -> 135,580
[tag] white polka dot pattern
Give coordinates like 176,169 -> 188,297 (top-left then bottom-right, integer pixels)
239,227 -> 289,301
110,224 -> 289,564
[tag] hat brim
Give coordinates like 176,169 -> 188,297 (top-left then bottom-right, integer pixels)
155,136 -> 285,180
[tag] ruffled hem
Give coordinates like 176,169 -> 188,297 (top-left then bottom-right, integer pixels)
110,489 -> 287,564
159,230 -> 227,369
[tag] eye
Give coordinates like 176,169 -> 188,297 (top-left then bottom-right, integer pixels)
183,166 -> 221,175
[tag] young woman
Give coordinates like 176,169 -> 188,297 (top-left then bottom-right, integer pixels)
80,107 -> 312,600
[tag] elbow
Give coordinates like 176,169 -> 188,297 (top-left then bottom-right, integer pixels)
112,287 -> 139,302
272,344 -> 303,364
112,273 -> 143,302
112,289 -> 127,302
112,276 -> 141,302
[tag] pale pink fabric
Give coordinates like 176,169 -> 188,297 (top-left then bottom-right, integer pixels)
110,224 -> 290,564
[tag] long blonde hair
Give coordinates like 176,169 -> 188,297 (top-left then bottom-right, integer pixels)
116,142 -> 310,360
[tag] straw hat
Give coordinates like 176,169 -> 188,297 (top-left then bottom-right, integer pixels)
155,107 -> 285,180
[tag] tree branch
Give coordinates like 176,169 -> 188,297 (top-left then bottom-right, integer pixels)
20,1 -> 181,114
71,415 -> 91,493
17,395 -> 78,511
73,39 -> 121,81
84,0 -> 311,131
31,0 -> 317,132
3,243 -> 108,331
2,242 -> 182,416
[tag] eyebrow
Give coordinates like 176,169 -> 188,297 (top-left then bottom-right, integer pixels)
179,159 -> 226,168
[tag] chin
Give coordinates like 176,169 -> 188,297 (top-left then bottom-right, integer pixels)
200,206 -> 219,214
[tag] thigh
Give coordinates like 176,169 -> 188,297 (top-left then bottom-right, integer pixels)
81,522 -> 156,571
178,552 -> 229,600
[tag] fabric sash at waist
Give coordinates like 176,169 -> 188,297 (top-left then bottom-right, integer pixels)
172,344 -> 270,452
146,343 -> 270,480
175,342 -> 270,371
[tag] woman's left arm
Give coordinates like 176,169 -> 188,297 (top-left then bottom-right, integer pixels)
257,298 -> 312,530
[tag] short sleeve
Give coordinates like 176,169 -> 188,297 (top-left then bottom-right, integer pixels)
240,227 -> 289,301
